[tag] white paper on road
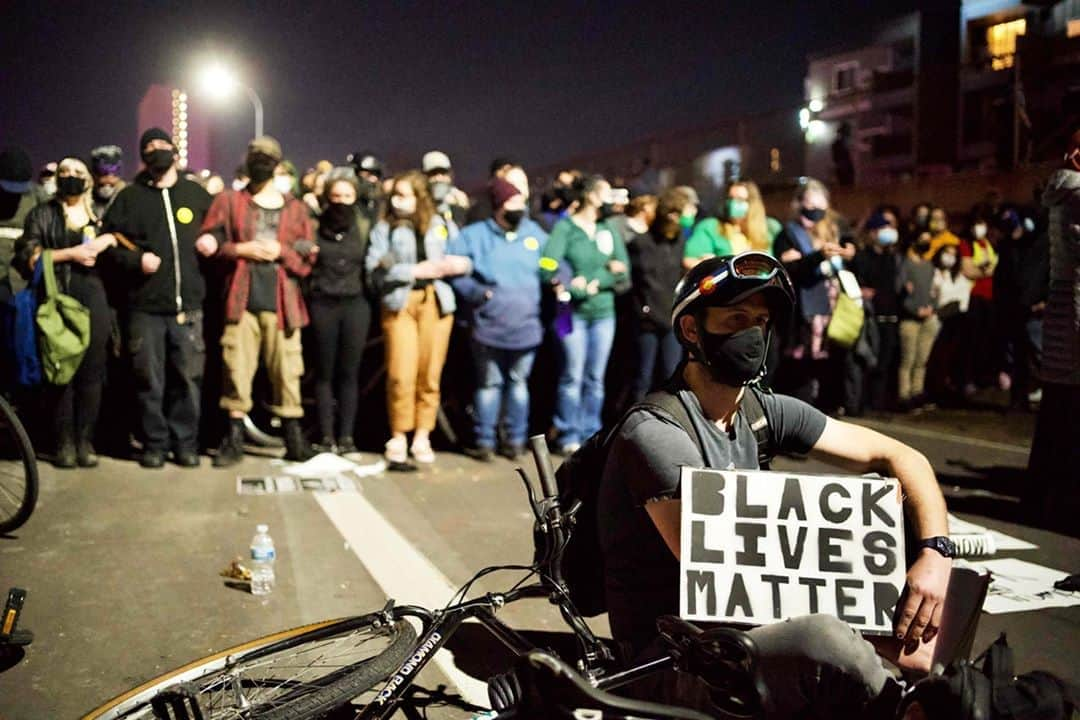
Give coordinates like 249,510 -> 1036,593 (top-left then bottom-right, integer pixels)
280,452 -> 387,480
954,558 -> 1079,614
947,513 -> 1038,552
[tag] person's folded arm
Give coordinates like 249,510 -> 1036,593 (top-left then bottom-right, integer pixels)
810,417 -> 950,648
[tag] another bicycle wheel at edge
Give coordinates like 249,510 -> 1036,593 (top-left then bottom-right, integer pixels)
0,395 -> 38,535
83,612 -> 418,720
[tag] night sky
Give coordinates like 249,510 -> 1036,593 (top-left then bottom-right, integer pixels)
3,0 -> 915,185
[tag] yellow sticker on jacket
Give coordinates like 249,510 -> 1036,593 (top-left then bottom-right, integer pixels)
176,207 -> 194,224
437,224 -> 449,239
524,236 -> 539,251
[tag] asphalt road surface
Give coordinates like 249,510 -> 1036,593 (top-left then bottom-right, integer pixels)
1,405 -> 1077,719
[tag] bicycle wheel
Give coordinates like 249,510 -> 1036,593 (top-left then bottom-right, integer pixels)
83,612 -> 417,720
0,396 -> 37,535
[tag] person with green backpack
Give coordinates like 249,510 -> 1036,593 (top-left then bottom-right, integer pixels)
15,156 -> 115,468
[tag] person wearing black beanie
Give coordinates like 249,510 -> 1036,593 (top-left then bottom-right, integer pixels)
0,146 -> 49,301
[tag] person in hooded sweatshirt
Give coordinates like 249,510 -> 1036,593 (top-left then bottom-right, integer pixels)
99,128 -> 214,468
448,178 -> 547,460
1024,129 -> 1080,538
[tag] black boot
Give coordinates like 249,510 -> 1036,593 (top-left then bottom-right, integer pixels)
213,418 -> 245,467
76,440 -> 99,468
283,418 -> 315,462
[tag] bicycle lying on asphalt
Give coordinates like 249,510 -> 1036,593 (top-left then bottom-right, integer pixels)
83,437 -> 764,720
0,395 -> 37,535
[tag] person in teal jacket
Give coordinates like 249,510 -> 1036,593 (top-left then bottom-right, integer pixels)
539,175 -> 630,452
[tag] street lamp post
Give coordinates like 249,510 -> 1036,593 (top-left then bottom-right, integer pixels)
199,62 -> 264,138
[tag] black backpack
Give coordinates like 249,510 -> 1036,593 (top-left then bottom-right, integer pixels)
899,634 -> 1079,720
538,386 -> 773,618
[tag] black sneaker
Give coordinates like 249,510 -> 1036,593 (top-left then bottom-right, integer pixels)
173,449 -> 200,468
498,444 -> 525,460
312,437 -> 338,454
140,449 -> 166,469
336,437 -> 358,455
464,446 -> 495,462
283,418 -> 316,462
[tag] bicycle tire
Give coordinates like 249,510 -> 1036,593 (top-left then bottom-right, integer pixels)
0,395 -> 38,535
82,613 -> 417,720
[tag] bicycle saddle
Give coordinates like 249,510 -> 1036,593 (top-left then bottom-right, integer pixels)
510,650 -> 714,720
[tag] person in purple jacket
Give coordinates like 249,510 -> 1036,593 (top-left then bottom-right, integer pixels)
448,178 -> 548,460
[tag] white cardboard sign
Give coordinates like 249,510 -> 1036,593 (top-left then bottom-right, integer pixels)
679,468 -> 906,634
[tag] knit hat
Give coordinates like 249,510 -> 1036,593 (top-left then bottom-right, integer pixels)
489,177 -> 521,209
865,212 -> 890,232
139,127 -> 173,152
90,145 -> 123,176
0,147 -> 33,194
247,135 -> 283,162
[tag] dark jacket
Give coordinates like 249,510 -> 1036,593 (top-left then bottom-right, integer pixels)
15,201 -> 96,291
1041,168 -> 1080,385
309,214 -> 369,299
627,225 -> 684,332
101,172 -> 212,313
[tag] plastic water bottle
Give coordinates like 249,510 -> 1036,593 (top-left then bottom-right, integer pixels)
250,524 -> 276,596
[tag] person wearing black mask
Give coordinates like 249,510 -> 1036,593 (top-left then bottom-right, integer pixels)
97,127 -> 214,468
597,252 -> 954,715
422,150 -> 469,229
15,156 -> 117,467
306,174 -> 373,454
89,144 -> 126,219
347,149 -> 384,224
448,177 -> 548,460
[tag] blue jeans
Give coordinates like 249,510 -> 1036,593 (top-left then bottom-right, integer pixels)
555,314 -> 616,446
631,327 -> 683,403
472,340 -> 536,449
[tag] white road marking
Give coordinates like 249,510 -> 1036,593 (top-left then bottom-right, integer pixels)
852,418 -> 1032,455
313,491 -> 491,709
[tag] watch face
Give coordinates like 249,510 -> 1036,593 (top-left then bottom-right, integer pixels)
925,536 -> 955,557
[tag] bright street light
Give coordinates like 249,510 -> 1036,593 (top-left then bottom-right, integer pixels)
197,60 -> 264,138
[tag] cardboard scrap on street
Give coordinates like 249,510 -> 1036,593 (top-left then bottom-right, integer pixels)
955,558 -> 1080,614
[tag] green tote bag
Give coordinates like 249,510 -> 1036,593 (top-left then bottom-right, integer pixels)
35,249 -> 91,385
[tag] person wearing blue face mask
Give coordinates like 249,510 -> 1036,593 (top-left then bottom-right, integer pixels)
850,210 -> 903,413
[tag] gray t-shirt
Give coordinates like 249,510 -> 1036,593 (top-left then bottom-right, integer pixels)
900,257 -> 936,319
597,386 -> 827,655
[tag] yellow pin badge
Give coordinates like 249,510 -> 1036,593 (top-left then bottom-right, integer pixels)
176,207 -> 194,224
524,236 -> 540,251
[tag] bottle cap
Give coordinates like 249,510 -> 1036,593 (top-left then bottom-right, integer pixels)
256,524 -> 269,533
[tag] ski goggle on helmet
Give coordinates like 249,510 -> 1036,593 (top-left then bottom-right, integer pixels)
671,252 -> 795,346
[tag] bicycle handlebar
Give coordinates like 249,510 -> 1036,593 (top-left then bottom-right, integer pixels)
528,435 -> 558,501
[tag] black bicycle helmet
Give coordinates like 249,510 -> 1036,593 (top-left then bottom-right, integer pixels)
671,252 -> 795,347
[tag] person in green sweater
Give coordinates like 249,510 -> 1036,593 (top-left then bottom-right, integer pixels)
540,175 -> 630,452
684,180 -> 781,269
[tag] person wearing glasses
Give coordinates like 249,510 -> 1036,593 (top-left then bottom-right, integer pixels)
598,252 -> 953,716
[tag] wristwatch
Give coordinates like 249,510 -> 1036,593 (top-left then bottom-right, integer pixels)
918,536 -> 956,558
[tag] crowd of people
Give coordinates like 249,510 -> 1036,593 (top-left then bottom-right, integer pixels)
0,129 -> 1062,474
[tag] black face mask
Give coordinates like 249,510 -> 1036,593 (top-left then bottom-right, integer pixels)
800,206 -> 826,223
142,148 -> 174,177
357,179 -> 379,202
56,176 -> 86,198
501,209 -> 525,229
321,202 -> 355,233
599,202 -> 615,220
697,325 -> 767,386
247,156 -> 277,186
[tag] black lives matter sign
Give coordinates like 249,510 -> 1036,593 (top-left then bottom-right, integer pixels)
679,468 -> 906,634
